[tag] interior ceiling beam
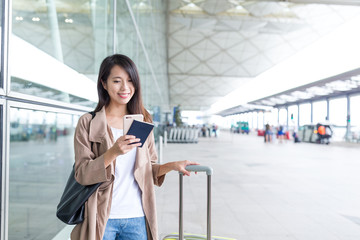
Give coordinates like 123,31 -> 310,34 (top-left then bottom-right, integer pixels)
250,0 -> 360,6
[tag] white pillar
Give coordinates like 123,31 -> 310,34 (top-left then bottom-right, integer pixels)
47,0 -> 63,62
158,136 -> 163,163
164,130 -> 168,147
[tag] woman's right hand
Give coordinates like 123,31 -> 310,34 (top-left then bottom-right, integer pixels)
112,135 -> 141,155
104,135 -> 141,167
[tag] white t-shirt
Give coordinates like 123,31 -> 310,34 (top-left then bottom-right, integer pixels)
109,127 -> 145,219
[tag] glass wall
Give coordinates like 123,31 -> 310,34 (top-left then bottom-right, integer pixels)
11,0 -> 115,107
1,1 -> 170,239
278,108 -> 287,126
8,107 -> 80,239
350,94 -> 360,141
313,100 -> 327,124
351,95 -> 360,128
116,0 -> 169,116
329,97 -> 347,126
10,0 -> 169,111
288,105 -> 298,129
329,97 -> 347,141
299,103 -> 311,126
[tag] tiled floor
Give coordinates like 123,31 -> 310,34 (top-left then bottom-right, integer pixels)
156,131 -> 360,240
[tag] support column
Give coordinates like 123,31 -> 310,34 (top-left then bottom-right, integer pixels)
346,95 -> 351,141
262,111 -> 265,129
277,108 -> 280,126
47,0 -> 63,62
257,111 -> 259,130
286,106 -> 289,130
326,98 -> 330,121
310,101 -> 313,124
297,104 -> 300,129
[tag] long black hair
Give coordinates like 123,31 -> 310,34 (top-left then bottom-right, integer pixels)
94,54 -> 152,123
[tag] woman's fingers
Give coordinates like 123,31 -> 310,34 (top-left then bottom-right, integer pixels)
187,161 -> 200,166
179,160 -> 200,176
114,135 -> 141,154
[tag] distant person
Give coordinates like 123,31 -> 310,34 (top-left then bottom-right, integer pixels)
277,125 -> 285,143
212,124 -> 218,137
317,123 -> 326,143
293,131 -> 300,143
264,123 -> 272,143
71,54 -> 198,240
201,124 -> 207,137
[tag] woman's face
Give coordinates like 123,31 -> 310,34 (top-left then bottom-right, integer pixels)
103,65 -> 135,106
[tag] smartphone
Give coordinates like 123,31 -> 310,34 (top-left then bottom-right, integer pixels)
123,114 -> 144,135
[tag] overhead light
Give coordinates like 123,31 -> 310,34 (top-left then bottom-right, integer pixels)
132,1 -> 152,11
351,75 -> 360,82
32,17 -> 40,22
291,91 -> 313,100
15,16 -> 23,21
178,3 -> 203,12
306,86 -> 333,96
279,94 -> 298,102
269,97 -> 286,105
325,80 -> 355,92
260,100 -> 275,106
65,18 -> 73,23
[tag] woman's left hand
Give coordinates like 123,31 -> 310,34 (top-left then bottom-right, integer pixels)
172,160 -> 199,176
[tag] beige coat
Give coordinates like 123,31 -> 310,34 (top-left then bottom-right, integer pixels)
71,106 -> 165,240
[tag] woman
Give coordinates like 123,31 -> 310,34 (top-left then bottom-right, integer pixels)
71,54 -> 197,240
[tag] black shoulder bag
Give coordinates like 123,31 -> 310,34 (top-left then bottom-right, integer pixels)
56,111 -> 103,225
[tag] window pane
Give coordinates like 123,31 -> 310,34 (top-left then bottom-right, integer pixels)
288,105 -> 298,129
9,107 -> 80,239
313,100 -> 327,124
11,0 -> 114,107
350,95 -> 360,128
299,103 -> 311,126
117,0 -> 169,113
329,97 -> 347,126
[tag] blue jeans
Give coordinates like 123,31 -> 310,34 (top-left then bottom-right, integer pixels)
102,217 -> 148,240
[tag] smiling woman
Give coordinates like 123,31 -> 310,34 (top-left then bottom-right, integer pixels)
70,54 -> 198,240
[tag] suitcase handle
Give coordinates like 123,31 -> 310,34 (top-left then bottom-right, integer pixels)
179,165 -> 212,240
185,165 -> 213,175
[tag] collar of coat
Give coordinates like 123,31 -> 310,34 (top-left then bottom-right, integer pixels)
88,106 -> 107,143
88,106 -> 149,170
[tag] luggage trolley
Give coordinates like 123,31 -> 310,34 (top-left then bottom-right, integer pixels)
163,165 -> 235,240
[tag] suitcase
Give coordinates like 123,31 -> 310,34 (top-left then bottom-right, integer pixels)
163,165 -> 236,240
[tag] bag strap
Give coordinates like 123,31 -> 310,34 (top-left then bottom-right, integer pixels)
89,111 -> 96,151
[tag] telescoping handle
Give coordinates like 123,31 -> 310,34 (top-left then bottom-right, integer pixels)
184,165 -> 213,176
179,165 -> 213,240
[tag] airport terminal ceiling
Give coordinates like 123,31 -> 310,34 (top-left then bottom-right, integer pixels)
167,0 -> 360,111
11,0 -> 360,112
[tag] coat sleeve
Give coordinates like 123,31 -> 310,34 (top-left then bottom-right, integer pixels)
147,131 -> 165,187
73,114 -> 110,186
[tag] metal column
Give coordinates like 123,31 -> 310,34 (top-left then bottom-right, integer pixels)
326,98 -> 330,121
310,101 -> 313,124
346,95 -> 351,141
297,104 -> 300,129
46,0 -> 64,62
286,106 -> 289,130
262,111 -> 265,129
